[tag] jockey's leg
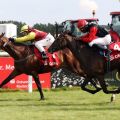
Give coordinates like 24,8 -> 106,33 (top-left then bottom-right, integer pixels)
46,33 -> 55,45
104,34 -> 112,44
35,41 -> 47,59
89,38 -> 107,49
35,33 -> 55,59
89,34 -> 111,49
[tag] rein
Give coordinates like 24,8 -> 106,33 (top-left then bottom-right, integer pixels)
3,41 -> 10,47
1,39 -> 35,63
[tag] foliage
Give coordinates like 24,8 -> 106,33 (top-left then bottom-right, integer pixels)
33,23 -> 56,35
0,21 -> 60,37
0,21 -> 26,37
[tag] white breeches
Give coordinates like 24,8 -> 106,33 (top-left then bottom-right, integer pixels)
89,34 -> 111,49
35,33 -> 55,52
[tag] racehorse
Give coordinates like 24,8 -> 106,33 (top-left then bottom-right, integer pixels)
0,34 -> 101,100
48,32 -> 120,94
0,33 -> 101,100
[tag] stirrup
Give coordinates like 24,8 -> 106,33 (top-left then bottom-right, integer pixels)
41,51 -> 48,59
42,55 -> 48,59
103,49 -> 111,61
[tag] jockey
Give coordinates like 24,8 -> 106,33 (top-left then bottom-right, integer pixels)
77,19 -> 112,50
9,24 -> 55,59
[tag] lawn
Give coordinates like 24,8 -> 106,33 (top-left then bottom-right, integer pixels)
0,88 -> 120,120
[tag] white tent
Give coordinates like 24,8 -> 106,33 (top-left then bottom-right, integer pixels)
0,23 -> 17,38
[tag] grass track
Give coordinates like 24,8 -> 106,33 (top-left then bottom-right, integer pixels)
0,88 -> 120,120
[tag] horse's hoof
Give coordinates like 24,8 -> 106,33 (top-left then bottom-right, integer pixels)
40,98 -> 45,101
111,94 -> 116,102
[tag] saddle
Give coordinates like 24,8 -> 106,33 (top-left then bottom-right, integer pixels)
93,42 -> 120,72
34,47 -> 61,68
95,42 -> 120,61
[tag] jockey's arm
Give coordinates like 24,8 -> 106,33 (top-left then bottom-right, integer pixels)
80,26 -> 98,42
15,32 -> 36,42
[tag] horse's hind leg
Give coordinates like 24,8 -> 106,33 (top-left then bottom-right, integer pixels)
31,72 -> 44,100
0,69 -> 21,88
81,77 -> 102,94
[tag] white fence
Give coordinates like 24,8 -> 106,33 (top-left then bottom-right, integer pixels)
0,51 -> 9,56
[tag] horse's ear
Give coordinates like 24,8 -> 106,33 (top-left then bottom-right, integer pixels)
2,32 -> 5,36
0,33 -> 5,38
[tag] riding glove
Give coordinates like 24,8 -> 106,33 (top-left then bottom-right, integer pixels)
9,38 -> 15,42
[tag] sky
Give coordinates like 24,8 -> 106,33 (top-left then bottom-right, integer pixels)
0,0 -> 120,26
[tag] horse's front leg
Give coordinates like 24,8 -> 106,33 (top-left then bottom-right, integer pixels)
89,78 -> 102,90
31,71 -> 44,100
0,69 -> 21,88
98,75 -> 120,94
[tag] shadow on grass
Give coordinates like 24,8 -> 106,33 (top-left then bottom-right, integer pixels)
0,99 -> 119,111
0,98 -> 38,102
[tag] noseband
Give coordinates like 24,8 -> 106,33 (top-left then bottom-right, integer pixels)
3,41 -> 10,47
0,37 -> 10,47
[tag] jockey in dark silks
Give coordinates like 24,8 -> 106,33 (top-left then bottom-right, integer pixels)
77,19 -> 112,50
9,25 -> 55,59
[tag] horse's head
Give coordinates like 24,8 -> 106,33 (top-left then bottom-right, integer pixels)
0,33 -> 9,49
48,32 -> 73,53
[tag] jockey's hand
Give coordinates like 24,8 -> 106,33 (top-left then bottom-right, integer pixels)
9,38 -> 15,42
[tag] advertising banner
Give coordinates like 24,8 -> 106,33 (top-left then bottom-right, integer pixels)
0,57 -> 51,90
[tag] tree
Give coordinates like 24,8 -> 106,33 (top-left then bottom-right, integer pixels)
33,23 -> 56,35
0,21 -> 61,36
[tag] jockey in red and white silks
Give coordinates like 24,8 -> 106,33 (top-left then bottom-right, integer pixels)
77,19 -> 111,49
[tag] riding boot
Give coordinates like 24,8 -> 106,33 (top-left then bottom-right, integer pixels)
96,44 -> 107,50
105,46 -> 111,72
105,48 -> 111,55
41,51 -> 48,59
102,48 -> 111,59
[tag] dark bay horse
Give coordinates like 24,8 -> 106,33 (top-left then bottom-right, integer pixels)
0,33 -> 98,100
48,33 -> 120,94
0,33 -> 102,100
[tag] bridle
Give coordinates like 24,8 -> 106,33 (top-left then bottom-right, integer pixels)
0,33 -> 10,48
3,40 -> 10,47
0,37 -> 11,49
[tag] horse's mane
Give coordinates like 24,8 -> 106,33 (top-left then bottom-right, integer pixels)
64,33 -> 100,55
64,33 -> 89,48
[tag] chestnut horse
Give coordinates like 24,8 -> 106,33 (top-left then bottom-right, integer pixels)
0,33 -> 101,100
48,32 -> 120,94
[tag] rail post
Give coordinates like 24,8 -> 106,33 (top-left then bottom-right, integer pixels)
28,75 -> 32,93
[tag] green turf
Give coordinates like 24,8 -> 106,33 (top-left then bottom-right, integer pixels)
0,88 -> 120,120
